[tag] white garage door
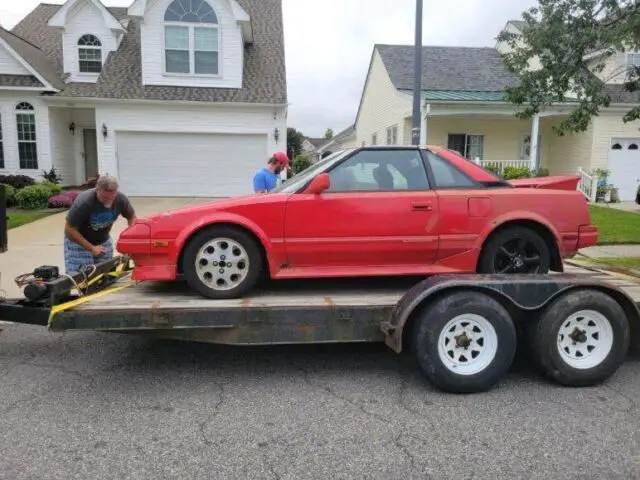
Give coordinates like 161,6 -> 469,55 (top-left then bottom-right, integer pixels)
609,138 -> 640,201
116,131 -> 269,197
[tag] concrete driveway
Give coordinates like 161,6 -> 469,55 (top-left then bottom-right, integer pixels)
2,197 -> 215,298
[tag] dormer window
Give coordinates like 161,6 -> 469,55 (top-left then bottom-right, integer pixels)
163,0 -> 219,75
78,34 -> 103,73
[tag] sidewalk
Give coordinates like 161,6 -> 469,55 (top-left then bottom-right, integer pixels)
578,244 -> 640,259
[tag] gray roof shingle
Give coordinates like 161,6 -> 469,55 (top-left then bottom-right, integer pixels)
376,44 -> 520,93
0,26 -> 65,90
8,1 -> 286,104
0,74 -> 43,87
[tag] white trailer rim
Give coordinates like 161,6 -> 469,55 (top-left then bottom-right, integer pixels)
195,237 -> 250,291
437,313 -> 498,375
557,309 -> 614,369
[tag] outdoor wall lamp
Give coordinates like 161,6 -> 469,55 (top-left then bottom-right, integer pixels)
102,123 -> 108,139
274,127 -> 280,143
69,122 -> 75,135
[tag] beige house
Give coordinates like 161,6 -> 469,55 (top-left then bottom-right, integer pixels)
353,20 -> 640,202
315,124 -> 357,158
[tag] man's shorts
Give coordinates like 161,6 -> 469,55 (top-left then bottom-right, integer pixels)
63,236 -> 114,275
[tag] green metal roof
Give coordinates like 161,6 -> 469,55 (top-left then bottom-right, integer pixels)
420,90 -> 507,101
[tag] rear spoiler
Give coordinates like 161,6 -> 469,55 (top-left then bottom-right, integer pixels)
508,175 -> 580,191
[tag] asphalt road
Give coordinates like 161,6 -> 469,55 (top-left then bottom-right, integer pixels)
1,324 -> 639,479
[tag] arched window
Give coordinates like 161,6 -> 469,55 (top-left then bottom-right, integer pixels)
15,102 -> 37,170
78,34 -> 103,73
628,143 -> 638,150
163,0 -> 219,75
611,143 -> 623,150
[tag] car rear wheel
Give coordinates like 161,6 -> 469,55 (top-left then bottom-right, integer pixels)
478,225 -> 551,274
182,225 -> 264,299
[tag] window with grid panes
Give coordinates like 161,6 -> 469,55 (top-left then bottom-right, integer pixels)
16,102 -> 38,170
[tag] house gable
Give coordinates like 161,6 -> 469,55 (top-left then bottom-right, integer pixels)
0,42 -> 32,76
47,0 -> 126,84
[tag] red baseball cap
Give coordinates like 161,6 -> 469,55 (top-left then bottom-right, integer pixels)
272,151 -> 290,166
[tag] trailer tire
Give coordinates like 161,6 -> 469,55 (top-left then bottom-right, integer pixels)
531,289 -> 630,387
182,225 -> 264,299
410,290 -> 517,393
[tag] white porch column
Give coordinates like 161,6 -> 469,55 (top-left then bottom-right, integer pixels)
419,102 -> 430,145
529,113 -> 540,171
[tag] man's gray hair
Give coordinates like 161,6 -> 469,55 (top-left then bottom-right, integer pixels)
96,174 -> 119,191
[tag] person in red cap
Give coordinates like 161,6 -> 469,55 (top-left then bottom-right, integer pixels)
252,151 -> 291,193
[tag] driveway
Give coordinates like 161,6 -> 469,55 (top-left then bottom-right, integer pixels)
2,197 -> 216,298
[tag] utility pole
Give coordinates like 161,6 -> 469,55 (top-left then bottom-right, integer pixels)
411,0 -> 423,145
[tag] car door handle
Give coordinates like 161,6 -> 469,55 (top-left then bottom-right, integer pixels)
411,202 -> 432,211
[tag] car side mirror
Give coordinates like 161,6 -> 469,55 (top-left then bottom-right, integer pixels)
303,173 -> 330,194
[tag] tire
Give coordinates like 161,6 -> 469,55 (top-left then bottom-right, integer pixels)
478,225 -> 551,274
531,289 -> 630,387
182,225 -> 264,299
410,290 -> 517,393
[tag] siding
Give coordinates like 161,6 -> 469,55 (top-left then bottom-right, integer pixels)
94,102 -> 286,178
0,43 -> 31,75
591,112 -> 640,170
543,117 -> 594,175
141,0 -> 243,88
48,107 -> 75,186
0,92 -> 52,179
355,49 -> 411,146
590,53 -> 628,84
62,0 -> 118,83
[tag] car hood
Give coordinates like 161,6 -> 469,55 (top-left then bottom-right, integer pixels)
136,192 -> 289,223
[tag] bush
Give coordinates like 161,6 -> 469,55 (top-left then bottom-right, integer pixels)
48,191 -> 79,208
15,183 -> 61,210
503,166 -> 533,180
0,174 -> 36,189
1,184 -> 16,207
42,167 -> 62,184
535,167 -> 550,177
292,154 -> 313,173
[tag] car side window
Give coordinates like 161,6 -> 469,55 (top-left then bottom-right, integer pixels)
326,150 -> 430,192
426,151 -> 477,188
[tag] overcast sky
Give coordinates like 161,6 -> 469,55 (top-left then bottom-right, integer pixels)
1,0 -> 535,138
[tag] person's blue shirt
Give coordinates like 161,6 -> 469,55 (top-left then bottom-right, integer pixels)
253,168 -> 279,193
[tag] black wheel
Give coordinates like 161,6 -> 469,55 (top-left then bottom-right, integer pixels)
410,291 -> 517,393
478,225 -> 551,274
531,290 -> 630,387
182,225 -> 264,299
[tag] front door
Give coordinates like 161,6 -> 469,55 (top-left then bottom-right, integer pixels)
83,128 -> 98,179
284,148 -> 440,268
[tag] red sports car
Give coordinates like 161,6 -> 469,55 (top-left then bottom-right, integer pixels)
117,146 -> 598,299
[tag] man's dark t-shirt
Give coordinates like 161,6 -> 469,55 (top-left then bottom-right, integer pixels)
66,188 -> 135,246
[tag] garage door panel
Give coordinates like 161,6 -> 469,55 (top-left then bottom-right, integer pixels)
116,132 -> 269,197
608,138 -> 640,202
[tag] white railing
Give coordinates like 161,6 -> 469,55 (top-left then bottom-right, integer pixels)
577,167 -> 598,202
478,159 -> 532,175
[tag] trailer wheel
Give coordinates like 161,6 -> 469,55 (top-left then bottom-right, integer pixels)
182,225 -> 263,299
532,289 -> 630,387
410,291 -> 517,393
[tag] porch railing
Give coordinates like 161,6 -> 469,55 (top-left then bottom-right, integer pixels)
577,167 -> 598,202
478,159 -> 531,175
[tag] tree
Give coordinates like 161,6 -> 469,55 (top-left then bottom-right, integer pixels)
286,127 -> 304,160
324,128 -> 334,139
497,0 -> 640,135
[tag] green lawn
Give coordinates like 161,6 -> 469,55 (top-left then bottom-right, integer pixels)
589,205 -> 640,245
7,209 -> 55,229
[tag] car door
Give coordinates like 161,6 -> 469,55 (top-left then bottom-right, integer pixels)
283,148 -> 440,269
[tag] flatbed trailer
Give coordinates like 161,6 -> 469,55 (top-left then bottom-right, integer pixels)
1,253 -> 640,394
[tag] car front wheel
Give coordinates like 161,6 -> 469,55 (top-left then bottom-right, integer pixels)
182,226 -> 264,299
478,225 -> 551,274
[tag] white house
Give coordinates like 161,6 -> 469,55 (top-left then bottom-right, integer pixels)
0,0 -> 287,197
354,20 -> 640,202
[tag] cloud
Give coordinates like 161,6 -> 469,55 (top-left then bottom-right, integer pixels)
2,0 -> 536,138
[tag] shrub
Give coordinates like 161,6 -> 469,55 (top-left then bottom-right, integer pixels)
42,167 -> 62,184
1,184 -> 16,207
292,153 -> 313,173
39,180 -> 63,197
503,166 -> 533,180
535,167 -> 550,177
0,174 -> 36,189
483,164 -> 502,176
16,184 -> 56,210
48,190 -> 79,208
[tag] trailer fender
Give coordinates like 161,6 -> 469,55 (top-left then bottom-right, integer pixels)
382,273 -> 640,353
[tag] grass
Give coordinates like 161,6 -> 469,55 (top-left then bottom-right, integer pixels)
588,205 -> 640,245
7,208 -> 56,229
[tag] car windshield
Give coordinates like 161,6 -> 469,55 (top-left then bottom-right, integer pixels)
273,149 -> 354,193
